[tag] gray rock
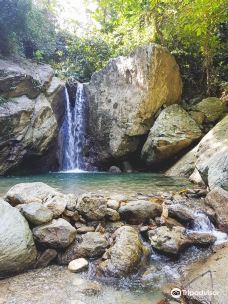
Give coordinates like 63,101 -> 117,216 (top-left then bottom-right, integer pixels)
148,226 -> 190,254
77,226 -> 95,234
183,244 -> 228,304
141,105 -> 202,164
186,231 -> 216,245
194,115 -> 228,190
85,44 -> 182,164
106,208 -> 121,221
43,194 -> 67,218
59,232 -> 108,264
0,199 -> 37,277
35,249 -> 57,268
76,193 -> 107,220
21,202 -> 53,225
109,166 -> 122,173
168,204 -> 195,223
206,187 -> 228,232
107,199 -> 120,210
0,58 -> 53,98
33,218 -> 76,249
98,226 -> 145,277
0,59 -> 65,175
5,182 -> 60,206
119,200 -> 162,224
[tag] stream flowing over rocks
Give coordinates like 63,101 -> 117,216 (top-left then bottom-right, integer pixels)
0,181 -> 228,303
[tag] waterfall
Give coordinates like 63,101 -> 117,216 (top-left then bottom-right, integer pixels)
59,83 -> 87,171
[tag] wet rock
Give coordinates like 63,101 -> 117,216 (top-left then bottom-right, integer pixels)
141,105 -> 202,165
106,208 -> 121,221
206,187 -> 228,232
5,182 -> 60,206
98,226 -> 145,277
33,218 -> 76,249
0,199 -> 37,277
68,258 -> 88,273
167,204 -> 195,223
20,202 -> 53,225
186,231 -> 216,245
59,232 -> 108,264
86,44 -> 182,163
183,244 -> 228,304
76,193 -> 107,220
35,249 -> 57,268
72,278 -> 102,296
119,200 -> 162,224
109,166 -> 122,173
148,226 -> 190,255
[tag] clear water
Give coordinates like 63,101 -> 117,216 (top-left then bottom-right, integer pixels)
0,172 -> 194,197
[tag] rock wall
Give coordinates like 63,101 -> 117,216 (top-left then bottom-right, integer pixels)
0,58 -> 65,175
85,44 -> 182,167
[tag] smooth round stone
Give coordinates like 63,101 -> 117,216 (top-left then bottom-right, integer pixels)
68,258 -> 88,273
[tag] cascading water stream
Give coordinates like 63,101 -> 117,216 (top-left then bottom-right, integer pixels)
192,212 -> 228,244
59,83 -> 87,171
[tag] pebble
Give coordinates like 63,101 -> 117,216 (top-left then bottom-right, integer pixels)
68,258 -> 89,273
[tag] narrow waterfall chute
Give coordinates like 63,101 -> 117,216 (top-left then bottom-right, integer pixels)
59,83 -> 87,171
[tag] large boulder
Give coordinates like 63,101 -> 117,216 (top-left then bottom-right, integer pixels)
166,145 -> 198,177
5,182 -> 60,206
141,105 -> 202,165
166,115 -> 228,190
119,200 -> 162,224
194,115 -> 228,190
0,58 -> 53,98
0,199 -> 37,277
98,226 -> 145,277
58,232 -> 108,264
206,187 -> 228,232
33,218 -> 76,249
85,44 -> 182,165
183,244 -> 228,304
0,59 -> 65,175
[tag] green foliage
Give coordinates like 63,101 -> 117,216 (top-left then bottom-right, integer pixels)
90,0 -> 228,94
53,34 -> 112,82
0,0 -> 56,59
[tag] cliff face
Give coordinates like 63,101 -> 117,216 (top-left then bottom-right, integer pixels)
85,44 -> 182,167
0,58 -> 65,175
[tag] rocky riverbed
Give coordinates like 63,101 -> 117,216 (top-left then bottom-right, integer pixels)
0,181 -> 228,303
